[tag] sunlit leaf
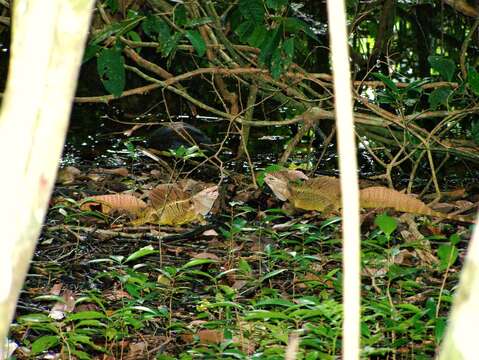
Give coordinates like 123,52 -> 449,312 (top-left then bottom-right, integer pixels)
245,310 -> 290,320
66,311 -> 106,321
374,213 -> 397,237
31,335 -> 60,355
437,244 -> 458,271
125,245 -> 158,263
260,269 -> 287,282
181,258 -> 218,269
428,55 -> 455,81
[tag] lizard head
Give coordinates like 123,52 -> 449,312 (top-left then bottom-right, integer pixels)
192,185 -> 219,215
264,170 -> 308,201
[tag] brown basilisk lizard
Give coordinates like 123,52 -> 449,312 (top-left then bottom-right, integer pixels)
264,170 -> 475,223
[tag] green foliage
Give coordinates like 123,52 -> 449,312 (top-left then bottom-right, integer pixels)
15,202 -> 469,359
89,16 -> 144,47
174,5 -> 188,26
168,145 -> 206,159
239,0 -> 265,24
374,213 -> 398,237
257,164 -> 286,182
266,0 -> 288,10
472,120 -> 479,144
428,87 -> 452,109
437,233 -> 460,271
185,30 -> 207,57
141,15 -> 168,39
428,55 -> 456,81
97,47 -> 125,97
467,66 -> 479,95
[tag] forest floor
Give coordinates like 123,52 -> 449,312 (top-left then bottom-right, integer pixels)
7,156 -> 476,360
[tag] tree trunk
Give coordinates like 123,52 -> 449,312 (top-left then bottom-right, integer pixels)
0,0 -> 94,345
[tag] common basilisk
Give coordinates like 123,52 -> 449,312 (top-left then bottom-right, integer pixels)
264,170 -> 475,223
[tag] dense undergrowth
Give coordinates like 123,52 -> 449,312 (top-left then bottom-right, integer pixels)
9,163 -> 473,359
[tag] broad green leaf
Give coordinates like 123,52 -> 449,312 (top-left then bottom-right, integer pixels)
266,0 -> 288,10
270,47 -> 282,79
105,0 -> 119,12
472,120 -> 479,145
428,55 -> 455,81
33,295 -> 67,302
174,5 -> 188,26
76,319 -> 107,328
259,27 -> 281,66
247,25 -> 268,47
89,16 -> 144,46
70,349 -> 91,360
125,245 -> 158,263
66,311 -> 106,321
17,314 -> 51,323
255,298 -> 296,307
239,0 -> 265,24
31,335 -> 60,355
185,30 -> 207,57
97,48 -> 125,97
161,32 -> 182,57
437,244 -> 458,271
374,213 -> 397,236
245,310 -> 290,320
283,38 -> 294,60
371,72 -> 398,93
83,44 -> 99,64
142,15 -> 167,39
283,17 -> 317,41
186,17 -> 214,28
260,269 -> 287,282
449,233 -> 461,246
435,317 -> 447,344
181,258 -> 218,269
468,66 -> 479,95
238,258 -> 252,274
236,20 -> 256,43
127,31 -> 142,43
428,87 -> 452,109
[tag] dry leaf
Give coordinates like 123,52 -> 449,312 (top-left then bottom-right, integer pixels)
49,289 -> 76,320
202,229 -> 218,237
198,329 -> 224,344
80,194 -> 147,216
94,167 -> 129,177
192,186 -> 219,215
125,341 -> 147,360
193,252 -> 220,261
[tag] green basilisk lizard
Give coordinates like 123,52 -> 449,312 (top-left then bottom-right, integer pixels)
264,170 -> 475,223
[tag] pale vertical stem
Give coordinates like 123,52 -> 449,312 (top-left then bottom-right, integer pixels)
438,213 -> 479,360
326,1 -> 361,359
0,0 -> 95,343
